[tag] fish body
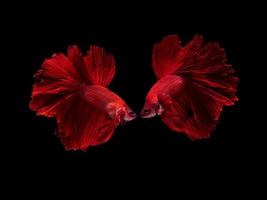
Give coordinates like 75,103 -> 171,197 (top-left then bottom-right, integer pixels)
30,45 -> 136,151
141,35 -> 238,140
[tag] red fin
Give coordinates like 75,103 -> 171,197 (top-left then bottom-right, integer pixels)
36,53 -> 82,84
30,53 -> 81,117
152,35 -> 181,79
159,81 -> 234,140
67,45 -> 89,84
57,98 -> 117,151
159,93 -> 191,135
83,45 -> 115,86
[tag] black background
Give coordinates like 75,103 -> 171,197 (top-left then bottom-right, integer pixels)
5,2 -> 261,192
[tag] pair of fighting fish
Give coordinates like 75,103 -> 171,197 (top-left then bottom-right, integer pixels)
30,34 -> 238,151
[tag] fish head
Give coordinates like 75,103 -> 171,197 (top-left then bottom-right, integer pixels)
140,97 -> 164,118
106,102 -> 136,125
116,106 -> 137,125
106,102 -> 137,125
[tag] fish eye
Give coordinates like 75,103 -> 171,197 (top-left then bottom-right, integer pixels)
143,109 -> 151,115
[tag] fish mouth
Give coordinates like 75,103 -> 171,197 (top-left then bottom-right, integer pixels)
129,112 -> 137,119
123,112 -> 137,122
140,112 -> 156,119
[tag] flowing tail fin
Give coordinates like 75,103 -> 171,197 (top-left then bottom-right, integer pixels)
153,34 -> 238,139
30,45 -> 117,150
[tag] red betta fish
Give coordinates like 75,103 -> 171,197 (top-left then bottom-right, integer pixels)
140,34 -> 238,140
30,45 -> 136,151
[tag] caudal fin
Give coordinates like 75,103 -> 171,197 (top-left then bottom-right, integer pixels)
154,34 -> 238,139
29,53 -> 82,117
